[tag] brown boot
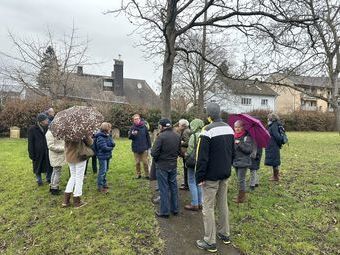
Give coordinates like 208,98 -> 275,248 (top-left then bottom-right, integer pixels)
73,196 -> 87,208
184,204 -> 199,211
62,192 -> 72,207
233,191 -> 246,203
269,168 -> 279,181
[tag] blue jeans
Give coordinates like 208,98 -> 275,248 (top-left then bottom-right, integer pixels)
187,168 -> 202,206
156,168 -> 179,215
97,159 -> 110,189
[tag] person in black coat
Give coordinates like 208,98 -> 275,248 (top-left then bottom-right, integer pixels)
265,113 -> 282,181
151,118 -> 181,218
28,113 -> 52,186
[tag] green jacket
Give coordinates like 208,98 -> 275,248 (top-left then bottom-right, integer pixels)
187,119 -> 205,155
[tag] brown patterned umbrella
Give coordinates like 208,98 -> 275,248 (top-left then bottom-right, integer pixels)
50,106 -> 104,142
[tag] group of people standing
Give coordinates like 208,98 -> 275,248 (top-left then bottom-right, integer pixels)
27,103 -> 284,252
147,103 -> 284,253
28,108 -> 115,208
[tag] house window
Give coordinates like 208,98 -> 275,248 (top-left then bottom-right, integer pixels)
241,98 -> 252,105
261,99 -> 268,106
103,80 -> 113,87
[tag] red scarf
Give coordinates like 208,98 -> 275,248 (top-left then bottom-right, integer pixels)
234,130 -> 246,139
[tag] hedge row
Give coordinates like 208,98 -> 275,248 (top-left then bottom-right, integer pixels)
0,98 -> 197,137
247,110 -> 336,131
0,98 -> 336,138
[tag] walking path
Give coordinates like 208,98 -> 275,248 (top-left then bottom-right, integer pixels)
152,182 -> 241,255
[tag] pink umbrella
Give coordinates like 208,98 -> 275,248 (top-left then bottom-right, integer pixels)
228,113 -> 270,148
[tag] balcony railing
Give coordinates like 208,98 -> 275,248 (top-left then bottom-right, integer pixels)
301,105 -> 318,111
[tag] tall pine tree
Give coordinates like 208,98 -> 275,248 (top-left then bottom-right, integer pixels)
37,46 -> 61,98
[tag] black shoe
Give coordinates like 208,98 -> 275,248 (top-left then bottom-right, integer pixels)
50,189 -> 61,195
171,211 -> 179,216
179,185 -> 189,191
196,240 -> 217,253
37,182 -> 43,186
217,233 -> 231,244
255,184 -> 259,187
155,211 -> 169,218
136,175 -> 141,179
143,176 -> 150,180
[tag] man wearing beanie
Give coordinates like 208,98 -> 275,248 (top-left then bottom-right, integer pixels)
28,113 -> 52,186
195,103 -> 235,253
151,118 -> 181,218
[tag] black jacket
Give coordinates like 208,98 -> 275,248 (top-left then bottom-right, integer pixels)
28,124 -> 51,174
233,133 -> 254,168
151,128 -> 181,170
265,121 -> 281,167
196,121 -> 235,184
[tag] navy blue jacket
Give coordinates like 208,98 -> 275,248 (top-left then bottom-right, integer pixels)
95,131 -> 115,160
265,121 -> 281,167
128,122 -> 151,153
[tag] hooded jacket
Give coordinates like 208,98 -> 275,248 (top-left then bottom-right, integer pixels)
95,131 -> 115,160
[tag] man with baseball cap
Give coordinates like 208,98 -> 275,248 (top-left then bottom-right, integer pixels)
151,118 -> 181,218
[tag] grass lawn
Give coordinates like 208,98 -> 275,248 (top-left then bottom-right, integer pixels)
0,138 -> 163,255
228,132 -> 340,255
0,132 -> 339,255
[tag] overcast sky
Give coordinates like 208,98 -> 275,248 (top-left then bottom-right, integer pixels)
0,0 -> 162,93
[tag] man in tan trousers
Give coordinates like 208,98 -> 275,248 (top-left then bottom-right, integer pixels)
195,103 -> 235,253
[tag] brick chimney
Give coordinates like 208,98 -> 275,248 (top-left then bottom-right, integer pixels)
113,59 -> 124,96
77,66 -> 83,75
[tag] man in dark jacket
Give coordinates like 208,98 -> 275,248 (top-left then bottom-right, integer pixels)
195,103 -> 235,253
151,118 -> 181,218
28,113 -> 52,186
128,114 -> 151,179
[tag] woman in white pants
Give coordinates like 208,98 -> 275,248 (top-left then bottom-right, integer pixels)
62,136 -> 93,208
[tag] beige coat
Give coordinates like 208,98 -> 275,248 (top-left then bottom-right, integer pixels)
46,130 -> 65,167
65,136 -> 93,164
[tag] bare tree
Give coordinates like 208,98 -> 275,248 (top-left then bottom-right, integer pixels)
252,0 -> 340,129
173,32 -> 233,113
108,0 -> 315,118
0,24 -> 90,100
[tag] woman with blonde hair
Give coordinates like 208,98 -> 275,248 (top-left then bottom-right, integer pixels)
94,122 -> 115,193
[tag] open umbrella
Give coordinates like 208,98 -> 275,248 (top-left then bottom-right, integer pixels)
50,106 -> 104,142
228,113 -> 270,148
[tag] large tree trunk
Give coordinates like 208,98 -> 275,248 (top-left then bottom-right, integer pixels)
335,106 -> 340,131
160,0 -> 177,119
197,0 -> 208,118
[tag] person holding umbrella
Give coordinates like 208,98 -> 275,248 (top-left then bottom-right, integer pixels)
232,120 -> 254,203
50,106 -> 103,208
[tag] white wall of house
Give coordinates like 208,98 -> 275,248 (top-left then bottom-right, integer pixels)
207,92 -> 276,113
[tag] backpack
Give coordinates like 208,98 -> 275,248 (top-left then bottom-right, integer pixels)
278,124 -> 288,145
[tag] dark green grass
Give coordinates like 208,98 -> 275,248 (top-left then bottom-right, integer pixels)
0,133 -> 339,255
0,138 -> 163,255
227,132 -> 340,255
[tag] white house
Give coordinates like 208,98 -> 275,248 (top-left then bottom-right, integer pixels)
207,77 -> 277,113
